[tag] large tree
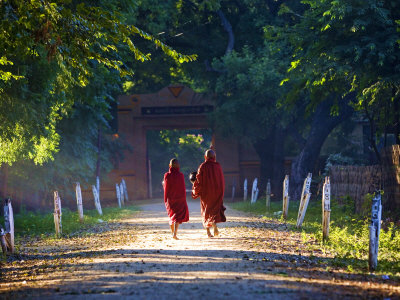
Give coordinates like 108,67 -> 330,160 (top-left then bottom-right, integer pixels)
0,0 -> 196,165
274,0 -> 400,197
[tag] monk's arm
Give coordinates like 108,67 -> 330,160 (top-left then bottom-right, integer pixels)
192,166 -> 203,199
163,174 -> 169,204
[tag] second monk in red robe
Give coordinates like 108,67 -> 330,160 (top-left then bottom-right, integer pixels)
192,149 -> 226,238
163,158 -> 189,239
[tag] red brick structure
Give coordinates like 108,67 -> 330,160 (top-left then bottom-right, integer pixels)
107,85 -> 261,201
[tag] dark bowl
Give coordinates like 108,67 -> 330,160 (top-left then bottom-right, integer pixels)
189,171 -> 197,183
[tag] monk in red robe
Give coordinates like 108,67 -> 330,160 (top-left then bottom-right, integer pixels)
192,149 -> 226,238
163,158 -> 189,239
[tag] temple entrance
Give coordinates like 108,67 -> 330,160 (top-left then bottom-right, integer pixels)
146,129 -> 213,198
106,85 -> 260,201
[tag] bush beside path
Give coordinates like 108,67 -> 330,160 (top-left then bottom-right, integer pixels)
0,200 -> 399,299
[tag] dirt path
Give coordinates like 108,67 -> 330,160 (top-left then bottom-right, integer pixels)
1,200 -> 399,299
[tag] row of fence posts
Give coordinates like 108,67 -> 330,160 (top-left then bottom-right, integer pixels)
0,178 -> 130,254
53,178 -> 129,239
241,173 -> 381,271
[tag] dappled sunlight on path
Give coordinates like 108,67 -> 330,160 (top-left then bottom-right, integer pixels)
0,199 -> 398,299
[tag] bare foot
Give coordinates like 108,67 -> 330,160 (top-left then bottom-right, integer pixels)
213,227 -> 219,237
172,235 -> 179,240
206,228 -> 213,238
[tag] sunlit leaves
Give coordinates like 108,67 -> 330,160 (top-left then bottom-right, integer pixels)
0,0 -> 197,166
276,0 -> 400,117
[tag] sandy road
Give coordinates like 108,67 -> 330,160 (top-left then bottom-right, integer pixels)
0,199 -> 399,299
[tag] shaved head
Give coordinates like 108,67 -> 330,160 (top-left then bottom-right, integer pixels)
169,158 -> 179,167
205,149 -> 216,159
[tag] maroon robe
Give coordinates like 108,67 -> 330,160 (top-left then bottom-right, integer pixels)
192,157 -> 226,228
163,167 -> 189,225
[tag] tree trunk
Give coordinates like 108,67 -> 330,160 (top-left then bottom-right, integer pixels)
290,97 -> 353,201
217,10 -> 234,55
363,101 -> 381,163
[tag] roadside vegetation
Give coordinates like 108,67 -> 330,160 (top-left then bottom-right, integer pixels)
0,205 -> 139,240
232,198 -> 400,276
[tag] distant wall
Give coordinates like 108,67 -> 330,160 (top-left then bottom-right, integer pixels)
329,145 -> 400,213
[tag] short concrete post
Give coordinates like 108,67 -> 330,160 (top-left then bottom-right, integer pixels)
75,183 -> 84,222
53,191 -> 62,238
296,192 -> 311,228
92,185 -> 103,215
299,173 -> 312,202
282,175 -> 290,220
3,198 -> 14,253
119,182 -> 125,206
243,178 -> 248,202
251,178 -> 258,204
121,178 -> 129,202
96,176 -> 100,202
116,183 -> 122,208
296,173 -> 312,228
266,179 -> 271,209
369,191 -> 382,271
322,177 -> 331,240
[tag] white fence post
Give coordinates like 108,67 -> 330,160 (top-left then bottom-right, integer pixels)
296,192 -> 311,228
282,175 -> 290,220
92,185 -> 103,215
322,176 -> 331,240
96,176 -> 100,202
266,179 -> 271,209
121,178 -> 129,202
3,198 -> 14,253
296,173 -> 312,228
369,191 -> 382,271
53,191 -> 62,238
75,183 -> 84,222
251,178 -> 258,204
243,178 -> 248,202
299,173 -> 312,202
119,182 -> 125,206
116,183 -> 122,208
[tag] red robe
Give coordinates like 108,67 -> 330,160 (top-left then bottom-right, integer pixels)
192,157 -> 226,228
163,167 -> 189,225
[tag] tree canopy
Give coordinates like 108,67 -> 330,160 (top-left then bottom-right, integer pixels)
1,0 -> 400,205
0,0 -> 196,165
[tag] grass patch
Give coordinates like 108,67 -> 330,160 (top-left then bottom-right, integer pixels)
0,205 -> 139,238
231,199 -> 400,276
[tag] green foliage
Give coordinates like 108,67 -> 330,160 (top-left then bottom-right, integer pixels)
5,62 -> 129,205
212,47 -> 288,142
0,205 -> 139,238
0,0 -> 196,165
147,129 -> 212,195
232,198 -> 400,275
275,0 -> 400,135
324,153 -> 357,174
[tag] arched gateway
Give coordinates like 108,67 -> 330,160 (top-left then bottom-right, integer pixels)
108,85 -> 260,200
